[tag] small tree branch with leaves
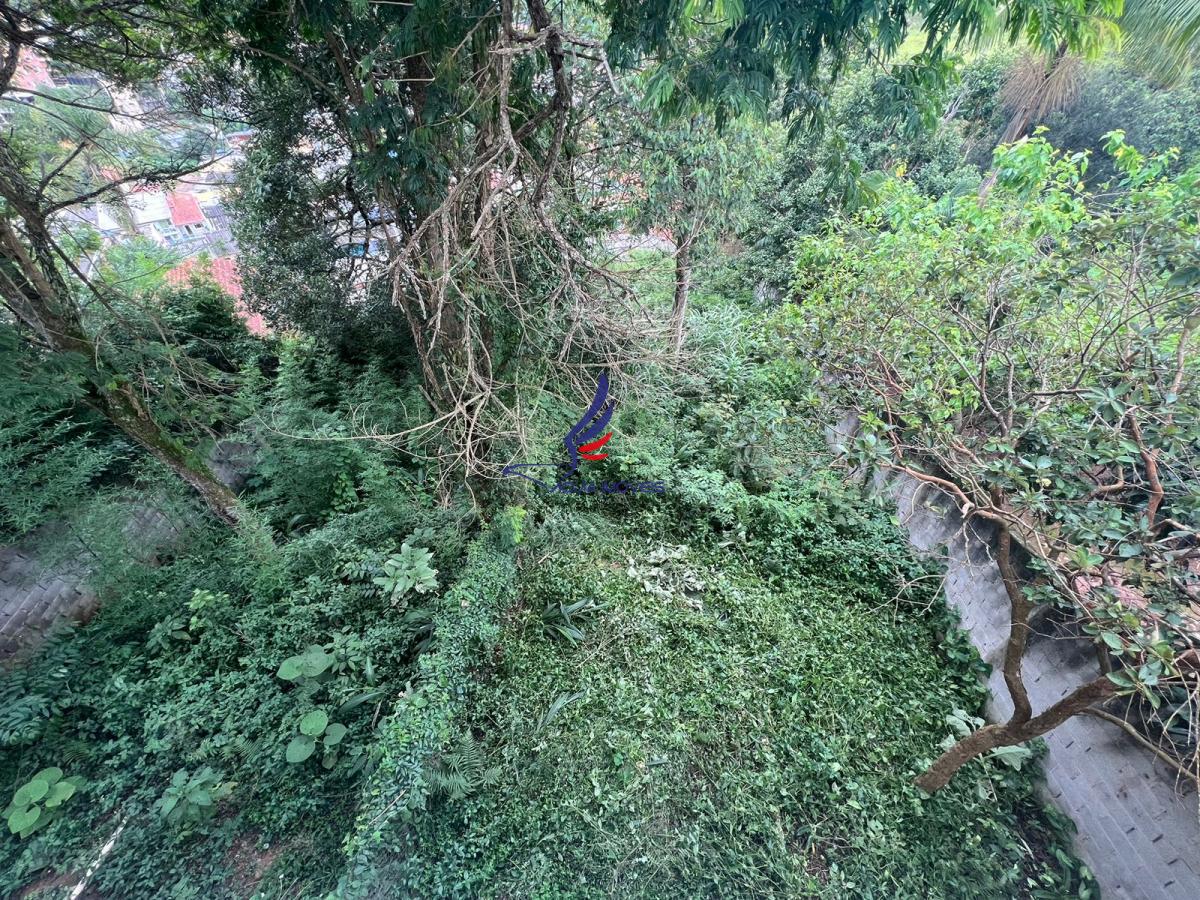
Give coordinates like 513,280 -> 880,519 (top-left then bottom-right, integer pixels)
802,133 -> 1200,791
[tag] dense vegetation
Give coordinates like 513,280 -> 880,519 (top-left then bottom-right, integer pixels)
2,0 -> 1199,897
0,303 -> 1096,899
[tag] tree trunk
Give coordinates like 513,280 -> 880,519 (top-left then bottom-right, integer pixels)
915,722 -> 1008,793
670,232 -> 692,354
915,674 -> 1116,792
99,385 -> 241,526
670,166 -> 699,355
0,215 -> 241,527
914,510 -> 1116,791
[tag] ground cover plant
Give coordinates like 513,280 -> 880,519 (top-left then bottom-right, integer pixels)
390,491 -> 1092,898
0,291 -> 1094,898
5,0 -> 1200,896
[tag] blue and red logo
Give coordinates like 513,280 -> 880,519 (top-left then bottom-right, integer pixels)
502,372 -> 665,495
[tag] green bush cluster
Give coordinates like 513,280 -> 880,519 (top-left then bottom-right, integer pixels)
0,178 -> 1092,900
0,467 -> 469,896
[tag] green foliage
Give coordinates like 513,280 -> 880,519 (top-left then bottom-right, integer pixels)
227,124 -> 410,353
493,506 -> 527,549
0,327 -> 121,540
541,596 -> 604,645
425,731 -> 500,802
0,475 -> 452,896
0,271 -> 1093,898
160,273 -> 261,376
740,58 -> 1001,291
343,535 -> 516,885
625,543 -> 707,603
603,0 -> 1109,127
385,486 -> 1087,898
277,645 -> 336,684
0,67 -> 246,522
242,340 -> 432,533
1036,60 -> 1200,182
146,615 -> 193,655
285,710 -> 349,767
611,106 -> 781,258
372,543 -> 438,607
798,133 -> 1200,759
0,626 -> 81,747
5,767 -> 85,839
154,767 -> 235,827
0,2 -> 1141,896
326,631 -> 374,680
96,237 -> 182,296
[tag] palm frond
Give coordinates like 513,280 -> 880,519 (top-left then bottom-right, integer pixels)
1121,0 -> 1200,83
999,51 -> 1086,143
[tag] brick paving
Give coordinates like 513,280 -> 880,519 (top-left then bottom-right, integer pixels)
0,531 -> 97,660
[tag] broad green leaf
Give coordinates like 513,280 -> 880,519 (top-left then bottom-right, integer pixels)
7,805 -> 39,835
276,657 -> 302,681
299,647 -> 333,678
1106,670 -> 1134,688
323,723 -> 348,746
286,734 -> 316,763
299,710 -> 329,736
43,781 -> 76,808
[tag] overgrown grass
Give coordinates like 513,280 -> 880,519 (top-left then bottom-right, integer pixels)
0,297 -> 1091,899
386,486 -> 1091,898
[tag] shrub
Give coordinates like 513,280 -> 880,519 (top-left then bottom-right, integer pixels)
798,134 -> 1200,788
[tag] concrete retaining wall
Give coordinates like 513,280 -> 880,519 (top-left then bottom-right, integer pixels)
0,441 -> 250,661
889,473 -> 1200,899
0,505 -> 188,660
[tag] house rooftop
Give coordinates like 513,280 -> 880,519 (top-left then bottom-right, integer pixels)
166,192 -> 205,228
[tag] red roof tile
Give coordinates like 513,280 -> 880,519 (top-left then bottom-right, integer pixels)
166,257 -> 268,336
12,49 -> 54,91
166,192 -> 205,227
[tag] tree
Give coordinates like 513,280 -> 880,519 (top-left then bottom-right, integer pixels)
615,109 -> 777,352
799,134 -> 1200,790
0,1 -> 185,96
0,10 -> 244,525
207,0 -> 649,493
211,0 -> 1108,492
988,0 -> 1200,178
1122,0 -> 1200,81
740,58 -> 1007,293
601,0 -> 1111,123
